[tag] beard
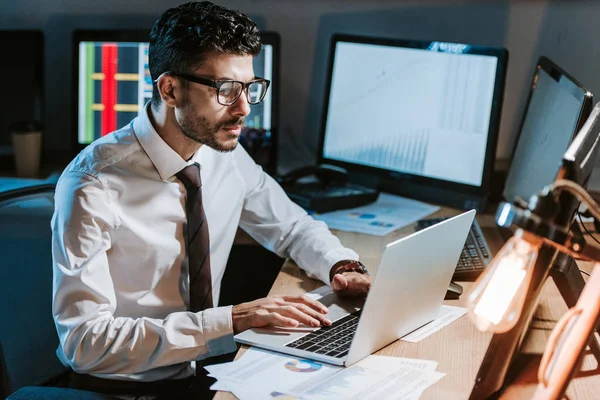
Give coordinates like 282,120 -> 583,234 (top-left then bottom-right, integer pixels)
177,100 -> 245,153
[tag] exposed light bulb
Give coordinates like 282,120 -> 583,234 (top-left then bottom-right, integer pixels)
467,229 -> 541,333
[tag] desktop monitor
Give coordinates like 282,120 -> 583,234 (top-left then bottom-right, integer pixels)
73,30 -> 280,175
318,34 -> 508,211
0,30 -> 44,168
503,56 -> 593,204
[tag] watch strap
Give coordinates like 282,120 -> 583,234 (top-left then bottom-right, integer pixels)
329,260 -> 369,282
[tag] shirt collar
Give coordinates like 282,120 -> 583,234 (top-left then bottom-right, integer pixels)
133,103 -> 202,181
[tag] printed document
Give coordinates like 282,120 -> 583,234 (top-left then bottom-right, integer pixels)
401,305 -> 467,343
208,348 -> 444,399
312,192 -> 439,236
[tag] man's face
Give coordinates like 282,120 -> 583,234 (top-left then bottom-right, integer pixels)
175,53 -> 254,152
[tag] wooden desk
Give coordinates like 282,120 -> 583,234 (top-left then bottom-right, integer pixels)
215,209 -> 600,400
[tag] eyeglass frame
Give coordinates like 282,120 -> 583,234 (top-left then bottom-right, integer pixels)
157,71 -> 271,106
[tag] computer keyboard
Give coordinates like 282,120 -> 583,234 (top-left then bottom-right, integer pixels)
416,217 -> 492,281
284,310 -> 362,359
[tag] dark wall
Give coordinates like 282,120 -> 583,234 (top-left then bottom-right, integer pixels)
300,4 -> 510,168
3,0 -> 600,173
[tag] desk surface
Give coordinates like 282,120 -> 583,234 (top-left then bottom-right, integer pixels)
215,209 -> 599,400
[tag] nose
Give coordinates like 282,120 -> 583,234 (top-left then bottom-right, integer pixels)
229,90 -> 251,117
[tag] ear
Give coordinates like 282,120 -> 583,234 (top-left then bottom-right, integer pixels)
155,74 -> 181,108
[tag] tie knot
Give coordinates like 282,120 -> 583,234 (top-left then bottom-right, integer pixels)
176,163 -> 202,189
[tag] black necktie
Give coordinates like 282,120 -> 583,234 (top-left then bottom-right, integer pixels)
176,163 -> 213,311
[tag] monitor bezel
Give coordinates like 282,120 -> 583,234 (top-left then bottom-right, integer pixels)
71,30 -> 281,175
317,33 -> 508,207
255,31 -> 280,176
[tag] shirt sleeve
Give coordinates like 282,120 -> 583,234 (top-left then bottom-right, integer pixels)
51,171 -> 236,375
234,148 -> 359,284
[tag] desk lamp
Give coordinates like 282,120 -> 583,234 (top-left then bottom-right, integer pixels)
466,104 -> 600,399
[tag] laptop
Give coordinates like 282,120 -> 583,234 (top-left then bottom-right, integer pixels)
234,209 -> 476,366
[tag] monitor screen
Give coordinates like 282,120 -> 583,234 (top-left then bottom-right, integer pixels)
74,30 -> 279,174
503,56 -> 592,204
77,39 -> 150,142
318,35 -> 508,211
0,31 -> 44,162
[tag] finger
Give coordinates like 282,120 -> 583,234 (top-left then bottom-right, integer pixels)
331,274 -> 348,292
288,302 -> 333,326
335,272 -> 371,297
282,295 -> 329,314
275,305 -> 325,327
265,312 -> 300,328
347,273 -> 371,296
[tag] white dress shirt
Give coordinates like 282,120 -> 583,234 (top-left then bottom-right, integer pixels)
51,104 -> 358,382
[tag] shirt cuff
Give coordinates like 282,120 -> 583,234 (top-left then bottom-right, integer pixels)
319,247 -> 360,285
199,305 -> 237,358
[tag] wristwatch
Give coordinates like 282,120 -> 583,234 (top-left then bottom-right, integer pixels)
329,260 -> 370,282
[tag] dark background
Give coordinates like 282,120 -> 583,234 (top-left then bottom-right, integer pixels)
1,0 -> 599,175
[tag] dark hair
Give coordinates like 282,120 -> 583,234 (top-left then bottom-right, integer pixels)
149,1 -> 262,108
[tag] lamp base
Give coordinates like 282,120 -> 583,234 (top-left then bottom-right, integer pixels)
532,263 -> 600,400
469,254 -> 600,399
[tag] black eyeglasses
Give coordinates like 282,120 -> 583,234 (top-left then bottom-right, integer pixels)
164,72 -> 270,106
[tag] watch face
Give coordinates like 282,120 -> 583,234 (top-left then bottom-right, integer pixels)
357,261 -> 368,273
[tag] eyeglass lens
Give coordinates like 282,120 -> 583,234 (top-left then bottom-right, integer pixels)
218,81 -> 267,105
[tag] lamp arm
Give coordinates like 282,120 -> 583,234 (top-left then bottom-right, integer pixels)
531,219 -> 600,263
540,179 -> 600,262
551,179 -> 600,221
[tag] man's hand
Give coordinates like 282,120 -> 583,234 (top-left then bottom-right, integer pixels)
331,271 -> 372,297
232,295 -> 332,334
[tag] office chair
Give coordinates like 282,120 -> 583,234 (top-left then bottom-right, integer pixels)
6,386 -> 116,400
0,184 -> 68,398
0,182 -> 282,399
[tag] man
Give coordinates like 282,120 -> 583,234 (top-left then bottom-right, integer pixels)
52,1 -> 371,398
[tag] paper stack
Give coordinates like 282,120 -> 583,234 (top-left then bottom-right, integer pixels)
401,305 -> 467,343
206,347 -> 445,399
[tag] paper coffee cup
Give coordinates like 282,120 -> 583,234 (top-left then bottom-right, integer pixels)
10,121 -> 43,178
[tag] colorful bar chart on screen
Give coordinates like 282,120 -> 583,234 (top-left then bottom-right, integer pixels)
78,41 -> 152,144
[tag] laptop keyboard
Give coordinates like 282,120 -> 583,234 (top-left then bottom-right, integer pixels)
284,310 -> 362,358
416,217 -> 492,281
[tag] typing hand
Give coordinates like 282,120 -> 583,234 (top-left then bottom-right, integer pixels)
232,295 -> 332,334
331,271 -> 372,297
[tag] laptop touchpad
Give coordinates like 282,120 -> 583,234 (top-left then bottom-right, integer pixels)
311,288 -> 364,322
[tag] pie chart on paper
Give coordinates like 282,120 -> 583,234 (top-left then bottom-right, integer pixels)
284,359 -> 323,373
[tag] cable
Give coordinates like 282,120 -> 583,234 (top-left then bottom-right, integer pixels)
540,180 -> 596,280
552,179 -> 600,221
576,211 -> 598,234
577,213 -> 600,248
573,214 -> 594,280
575,211 -> 600,234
